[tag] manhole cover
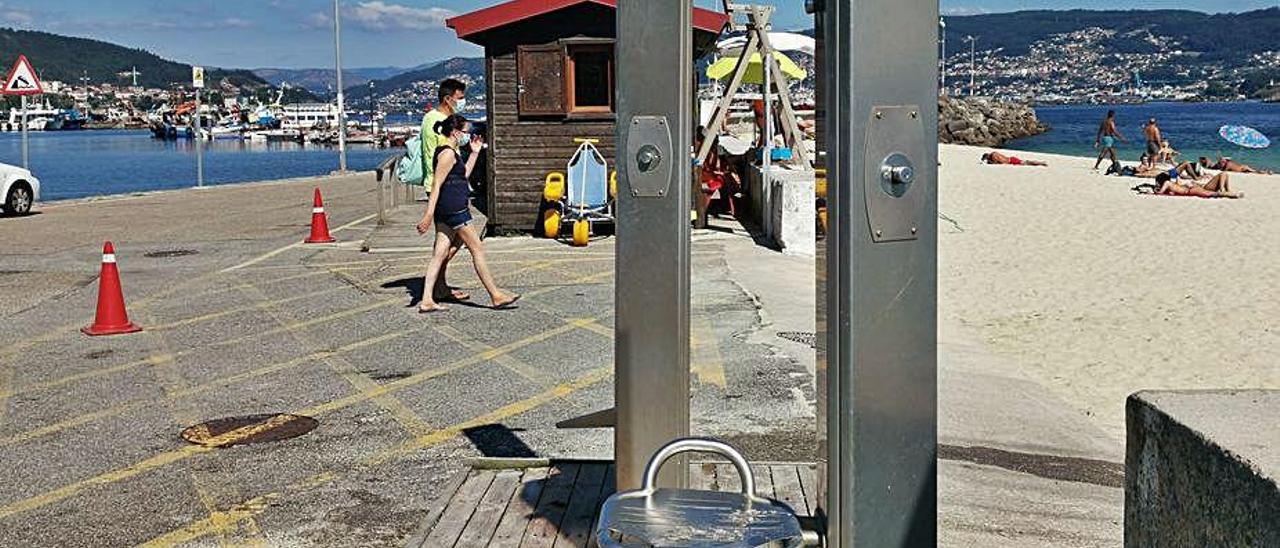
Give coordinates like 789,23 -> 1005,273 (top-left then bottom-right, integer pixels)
145,249 -> 199,258
777,331 -> 816,348
180,413 -> 318,448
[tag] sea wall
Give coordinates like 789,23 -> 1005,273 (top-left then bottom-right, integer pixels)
939,96 -> 1048,147
1125,390 -> 1280,547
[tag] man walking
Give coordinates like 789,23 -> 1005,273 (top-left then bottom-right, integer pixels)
420,79 -> 487,303
1143,118 -> 1162,162
1093,109 -> 1126,171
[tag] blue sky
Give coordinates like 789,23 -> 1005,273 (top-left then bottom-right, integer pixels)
2,0 -> 1275,69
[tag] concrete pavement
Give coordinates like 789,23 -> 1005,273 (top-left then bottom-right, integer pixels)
0,176 -> 810,546
0,174 -> 1125,546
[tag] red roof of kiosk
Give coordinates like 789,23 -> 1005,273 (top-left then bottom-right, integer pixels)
447,0 -> 729,40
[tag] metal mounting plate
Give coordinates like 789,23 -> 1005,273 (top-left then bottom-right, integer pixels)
624,116 -> 674,198
863,105 -> 926,242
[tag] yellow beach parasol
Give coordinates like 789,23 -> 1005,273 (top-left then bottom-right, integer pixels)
705,51 -> 807,84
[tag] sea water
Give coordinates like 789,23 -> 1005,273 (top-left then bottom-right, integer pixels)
1008,102 -> 1279,170
0,130 -> 395,202
0,113 -> 463,202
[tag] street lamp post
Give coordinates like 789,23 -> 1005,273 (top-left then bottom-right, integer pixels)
963,35 -> 978,97
940,17 -> 947,95
333,0 -> 348,173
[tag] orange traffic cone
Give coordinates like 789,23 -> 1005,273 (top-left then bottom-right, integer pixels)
304,188 -> 336,243
82,242 -> 142,336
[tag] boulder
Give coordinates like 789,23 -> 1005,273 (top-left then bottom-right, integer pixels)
938,96 -> 1049,147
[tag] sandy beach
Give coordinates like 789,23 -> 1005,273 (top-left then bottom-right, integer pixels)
939,143 -> 1280,440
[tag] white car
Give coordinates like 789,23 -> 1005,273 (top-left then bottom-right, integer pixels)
0,162 -> 39,216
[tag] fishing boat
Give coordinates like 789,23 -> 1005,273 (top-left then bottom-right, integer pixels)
4,101 -> 61,131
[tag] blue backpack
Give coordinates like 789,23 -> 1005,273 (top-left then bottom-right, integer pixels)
397,135 -> 425,186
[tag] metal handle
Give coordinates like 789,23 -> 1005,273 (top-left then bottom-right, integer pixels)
641,438 -> 755,497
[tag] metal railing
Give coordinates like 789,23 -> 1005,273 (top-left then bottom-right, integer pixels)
374,152 -> 410,226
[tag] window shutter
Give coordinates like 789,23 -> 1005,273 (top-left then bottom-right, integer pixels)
517,44 -> 566,116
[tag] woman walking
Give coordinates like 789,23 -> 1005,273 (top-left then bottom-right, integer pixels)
416,114 -> 520,312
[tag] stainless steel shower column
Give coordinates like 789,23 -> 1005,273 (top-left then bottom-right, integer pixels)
819,0 -> 939,545
614,0 -> 693,491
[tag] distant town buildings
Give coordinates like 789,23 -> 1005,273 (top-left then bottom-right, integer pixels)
943,27 -> 1277,104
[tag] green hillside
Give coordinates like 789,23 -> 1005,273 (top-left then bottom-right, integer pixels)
941,8 -> 1280,60
345,57 -> 486,102
0,27 -> 267,90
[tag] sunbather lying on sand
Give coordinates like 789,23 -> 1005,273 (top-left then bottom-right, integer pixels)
1199,156 -> 1274,175
1153,171 -> 1242,199
981,151 -> 1047,167
1137,161 -> 1204,180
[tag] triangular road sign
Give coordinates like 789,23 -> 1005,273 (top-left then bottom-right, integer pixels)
3,55 -> 43,96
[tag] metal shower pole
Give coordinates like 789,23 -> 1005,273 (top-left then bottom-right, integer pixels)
614,0 -> 693,491
818,0 -> 939,545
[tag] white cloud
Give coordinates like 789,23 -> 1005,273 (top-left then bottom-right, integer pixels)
0,2 -> 36,26
304,12 -> 332,30
942,6 -> 992,16
344,1 -> 455,31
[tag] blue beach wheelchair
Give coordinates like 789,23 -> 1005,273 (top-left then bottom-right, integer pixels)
542,138 -> 617,246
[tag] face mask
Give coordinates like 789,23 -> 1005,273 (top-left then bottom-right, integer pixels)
454,98 -> 467,111
457,132 -> 472,147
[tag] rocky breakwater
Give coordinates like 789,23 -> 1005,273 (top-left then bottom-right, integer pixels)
939,95 -> 1048,147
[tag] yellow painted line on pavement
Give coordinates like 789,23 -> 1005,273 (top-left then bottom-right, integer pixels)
138,366 -> 613,547
0,444 -> 212,520
691,328 -> 729,390
242,282 -> 434,439
0,299 -> 396,400
0,270 -> 333,369
147,285 -> 348,332
149,269 -> 334,310
141,314 -> 271,548
300,318 -> 599,419
0,315 -> 605,520
432,324 -> 553,387
323,255 -> 613,273
0,328 -> 423,448
221,213 -> 377,273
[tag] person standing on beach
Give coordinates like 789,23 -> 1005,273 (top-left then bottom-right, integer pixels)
419,79 -> 488,303
1093,110 -> 1126,171
1143,118 -> 1162,162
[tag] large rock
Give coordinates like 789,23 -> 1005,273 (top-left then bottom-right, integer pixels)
939,96 -> 1048,147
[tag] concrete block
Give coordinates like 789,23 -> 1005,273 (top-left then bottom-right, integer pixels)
745,165 -> 815,256
1125,390 -> 1280,547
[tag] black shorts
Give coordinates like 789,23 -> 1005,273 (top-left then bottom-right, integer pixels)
1147,141 -> 1160,156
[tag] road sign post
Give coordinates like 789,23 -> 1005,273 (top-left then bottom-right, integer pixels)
193,66 -> 205,188
3,54 -> 43,170
20,95 -> 27,169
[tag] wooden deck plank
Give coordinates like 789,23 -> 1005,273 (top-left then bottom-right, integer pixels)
551,464 -> 609,548
489,467 -> 549,547
771,465 -> 809,517
689,462 -> 716,491
713,463 -> 742,494
797,464 -> 820,518
405,469 -> 471,548
750,464 -> 776,499
455,470 -> 524,548
520,463 -> 582,548
424,470 -> 497,547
